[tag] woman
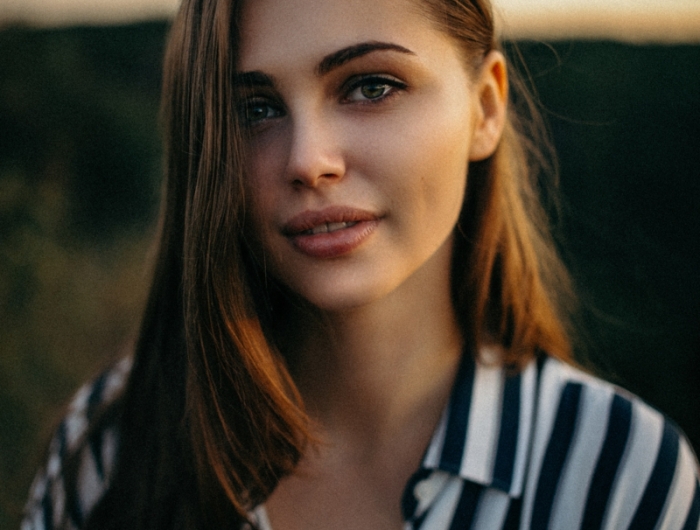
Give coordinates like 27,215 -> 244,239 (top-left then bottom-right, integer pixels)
23,0 -> 700,528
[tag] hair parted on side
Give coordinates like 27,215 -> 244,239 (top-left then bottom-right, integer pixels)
72,0 -> 575,528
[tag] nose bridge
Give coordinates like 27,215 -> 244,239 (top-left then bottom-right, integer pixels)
285,103 -> 345,187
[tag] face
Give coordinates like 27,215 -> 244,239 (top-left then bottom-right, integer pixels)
237,0 -> 505,312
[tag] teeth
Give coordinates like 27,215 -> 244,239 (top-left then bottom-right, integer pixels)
307,221 -> 357,235
327,222 -> 349,232
310,224 -> 329,235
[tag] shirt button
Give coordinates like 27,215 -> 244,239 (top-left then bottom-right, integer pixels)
413,471 -> 449,509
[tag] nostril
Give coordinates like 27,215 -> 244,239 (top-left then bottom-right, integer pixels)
291,171 -> 341,189
285,119 -> 346,188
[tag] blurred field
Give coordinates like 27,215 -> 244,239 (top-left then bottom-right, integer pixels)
0,23 -> 164,527
1,23 -> 699,528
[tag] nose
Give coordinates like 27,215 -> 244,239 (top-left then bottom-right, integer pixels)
285,112 -> 346,188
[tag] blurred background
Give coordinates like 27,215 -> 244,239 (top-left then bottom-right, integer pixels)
1,0 -> 699,527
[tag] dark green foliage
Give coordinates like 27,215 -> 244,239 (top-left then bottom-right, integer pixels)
0,23 -> 167,528
511,41 -> 700,453
0,23 -> 165,241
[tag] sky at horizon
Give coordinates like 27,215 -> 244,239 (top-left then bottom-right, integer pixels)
0,0 -> 699,41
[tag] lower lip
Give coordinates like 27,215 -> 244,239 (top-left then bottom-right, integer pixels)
288,220 -> 380,259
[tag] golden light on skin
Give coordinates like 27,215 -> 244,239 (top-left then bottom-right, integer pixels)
2,0 -> 700,42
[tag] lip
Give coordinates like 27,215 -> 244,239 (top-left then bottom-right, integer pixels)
282,206 -> 381,259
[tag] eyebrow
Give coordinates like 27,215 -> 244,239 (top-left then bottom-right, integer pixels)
234,41 -> 415,88
234,70 -> 276,89
315,41 -> 415,76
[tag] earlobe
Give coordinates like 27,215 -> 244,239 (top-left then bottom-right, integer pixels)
469,51 -> 508,162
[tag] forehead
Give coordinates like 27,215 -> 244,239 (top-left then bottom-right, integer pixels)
237,0 -> 449,71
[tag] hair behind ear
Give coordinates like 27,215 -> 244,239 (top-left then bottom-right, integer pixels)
454,81 -> 575,367
468,50 -> 508,162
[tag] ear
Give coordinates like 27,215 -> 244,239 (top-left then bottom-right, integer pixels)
468,50 -> 508,162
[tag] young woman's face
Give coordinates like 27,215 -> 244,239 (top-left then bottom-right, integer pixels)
238,0 -> 504,312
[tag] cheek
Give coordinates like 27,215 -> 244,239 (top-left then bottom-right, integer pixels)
246,130 -> 285,190
413,100 -> 473,205
244,136 -> 286,224
243,169 -> 280,266
357,102 -> 472,222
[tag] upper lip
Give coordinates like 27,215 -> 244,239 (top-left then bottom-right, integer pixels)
282,206 -> 380,236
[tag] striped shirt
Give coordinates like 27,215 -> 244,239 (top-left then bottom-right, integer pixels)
23,353 -> 700,529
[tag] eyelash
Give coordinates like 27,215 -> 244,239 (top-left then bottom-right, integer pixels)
240,97 -> 283,127
239,74 -> 407,127
342,74 -> 407,104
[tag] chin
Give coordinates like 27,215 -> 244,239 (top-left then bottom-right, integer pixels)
298,288 -> 381,314
288,275 -> 396,314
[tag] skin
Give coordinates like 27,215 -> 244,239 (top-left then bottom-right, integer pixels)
237,0 -> 507,527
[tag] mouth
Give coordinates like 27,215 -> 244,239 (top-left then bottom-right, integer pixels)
301,221 -> 359,235
282,206 -> 379,236
282,206 -> 380,259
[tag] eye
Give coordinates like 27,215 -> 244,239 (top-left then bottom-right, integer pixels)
344,75 -> 406,103
240,98 -> 283,126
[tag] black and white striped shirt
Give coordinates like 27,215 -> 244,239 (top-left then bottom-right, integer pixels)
399,352 -> 700,529
23,352 -> 700,529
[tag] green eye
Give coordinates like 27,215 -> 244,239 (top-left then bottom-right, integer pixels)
240,98 -> 282,126
345,75 -> 406,103
360,82 -> 389,100
247,103 -> 270,122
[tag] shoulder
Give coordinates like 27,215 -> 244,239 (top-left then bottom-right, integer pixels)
523,356 -> 700,530
22,356 -> 133,530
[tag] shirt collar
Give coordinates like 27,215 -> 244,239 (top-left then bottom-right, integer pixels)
419,347 -> 540,498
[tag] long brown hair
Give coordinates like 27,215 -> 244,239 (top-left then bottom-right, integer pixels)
78,0 -> 574,528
